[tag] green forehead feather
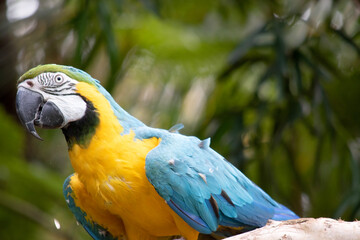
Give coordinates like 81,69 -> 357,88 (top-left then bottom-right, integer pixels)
18,64 -> 99,86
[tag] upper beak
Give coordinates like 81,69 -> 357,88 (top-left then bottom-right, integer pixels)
16,87 -> 44,140
16,87 -> 65,140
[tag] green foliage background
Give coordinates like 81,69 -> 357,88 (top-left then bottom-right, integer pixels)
1,0 -> 360,239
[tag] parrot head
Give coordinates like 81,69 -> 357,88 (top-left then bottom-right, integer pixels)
16,64 -> 99,141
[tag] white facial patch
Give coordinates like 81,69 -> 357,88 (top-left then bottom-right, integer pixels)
18,72 -> 87,127
46,95 -> 87,127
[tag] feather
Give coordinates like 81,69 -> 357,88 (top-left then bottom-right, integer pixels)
168,123 -> 184,133
142,127 -> 299,233
209,195 -> 220,218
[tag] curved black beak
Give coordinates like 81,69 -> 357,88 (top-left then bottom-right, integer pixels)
16,87 -> 44,140
16,87 -> 65,140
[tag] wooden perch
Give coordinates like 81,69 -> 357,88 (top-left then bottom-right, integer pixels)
224,218 -> 360,240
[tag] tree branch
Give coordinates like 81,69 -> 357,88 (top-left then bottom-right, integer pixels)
224,218 -> 360,240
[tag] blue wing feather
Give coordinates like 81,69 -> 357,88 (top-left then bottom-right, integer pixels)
137,127 -> 298,234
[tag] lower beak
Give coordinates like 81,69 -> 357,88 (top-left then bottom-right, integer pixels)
16,87 -> 65,140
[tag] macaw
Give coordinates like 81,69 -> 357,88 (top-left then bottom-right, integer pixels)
15,64 -> 298,240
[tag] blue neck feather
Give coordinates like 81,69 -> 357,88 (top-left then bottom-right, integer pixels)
94,82 -> 145,134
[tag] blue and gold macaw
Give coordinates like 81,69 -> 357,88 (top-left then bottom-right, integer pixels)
15,64 -> 298,240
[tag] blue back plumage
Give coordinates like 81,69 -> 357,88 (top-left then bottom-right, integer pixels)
136,127 -> 298,234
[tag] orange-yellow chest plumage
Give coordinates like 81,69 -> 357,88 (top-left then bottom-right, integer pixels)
66,82 -> 197,239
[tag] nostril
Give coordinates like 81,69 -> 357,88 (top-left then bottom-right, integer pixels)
26,80 -> 34,87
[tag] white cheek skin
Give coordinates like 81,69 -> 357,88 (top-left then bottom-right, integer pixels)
18,75 -> 87,127
48,95 -> 87,126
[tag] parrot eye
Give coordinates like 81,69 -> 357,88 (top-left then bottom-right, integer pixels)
54,74 -> 64,84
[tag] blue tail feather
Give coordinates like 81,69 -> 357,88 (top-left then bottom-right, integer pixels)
271,204 -> 299,221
